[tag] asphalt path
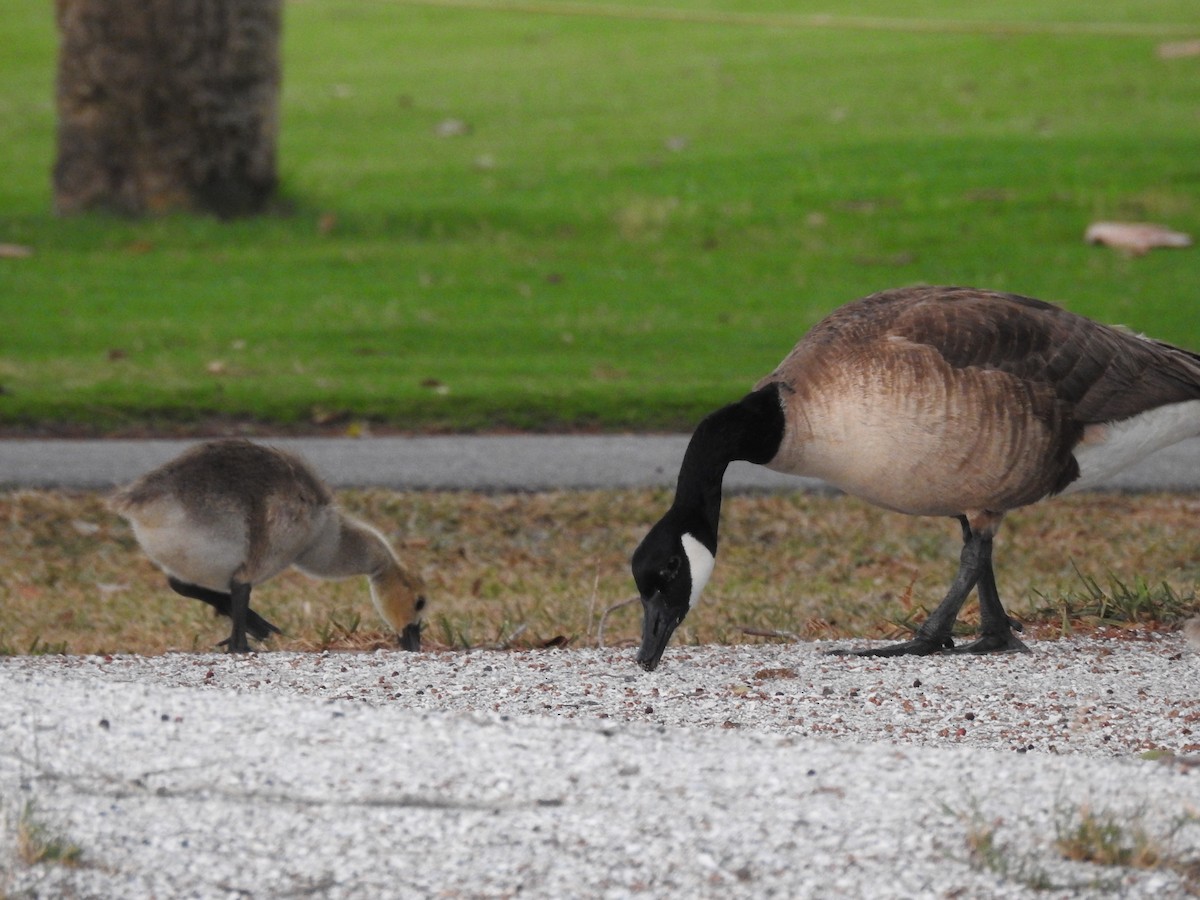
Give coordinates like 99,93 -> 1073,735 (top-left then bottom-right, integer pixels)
3,433 -> 1200,492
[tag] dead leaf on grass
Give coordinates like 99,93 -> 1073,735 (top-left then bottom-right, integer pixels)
435,118 -> 472,138
419,378 -> 450,395
1157,39 -> 1200,60
0,243 -> 33,259
1084,221 -> 1193,255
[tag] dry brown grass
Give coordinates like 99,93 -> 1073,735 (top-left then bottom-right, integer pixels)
1,489 -> 1197,657
14,802 -> 84,869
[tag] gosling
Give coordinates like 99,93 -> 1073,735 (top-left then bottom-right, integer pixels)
111,439 -> 427,652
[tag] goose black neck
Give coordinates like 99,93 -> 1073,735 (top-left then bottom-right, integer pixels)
671,383 -> 785,547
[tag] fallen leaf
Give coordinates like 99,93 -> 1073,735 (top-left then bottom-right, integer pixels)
1158,39 -> 1200,60
1084,221 -> 1192,255
419,378 -> 450,395
435,118 -> 472,138
0,243 -> 33,259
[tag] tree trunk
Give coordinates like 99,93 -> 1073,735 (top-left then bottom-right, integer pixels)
53,0 -> 282,219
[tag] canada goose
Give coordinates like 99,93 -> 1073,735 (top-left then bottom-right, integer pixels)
632,286 -> 1200,671
111,440 -> 427,653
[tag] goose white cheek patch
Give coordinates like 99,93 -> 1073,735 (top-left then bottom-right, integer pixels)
681,533 -> 715,608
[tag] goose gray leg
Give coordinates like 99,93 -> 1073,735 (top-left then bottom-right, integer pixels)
167,577 -> 281,642
222,580 -> 254,653
944,556 -> 1030,654
832,517 -> 1003,657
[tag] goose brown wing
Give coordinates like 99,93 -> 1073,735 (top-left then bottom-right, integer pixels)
887,288 -> 1200,426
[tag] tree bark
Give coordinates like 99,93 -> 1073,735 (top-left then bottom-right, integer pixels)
53,0 -> 282,219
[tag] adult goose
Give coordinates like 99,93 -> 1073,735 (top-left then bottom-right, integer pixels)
112,439 -> 428,652
632,286 -> 1200,671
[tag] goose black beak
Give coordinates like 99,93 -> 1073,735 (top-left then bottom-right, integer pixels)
636,593 -> 682,672
398,622 -> 422,652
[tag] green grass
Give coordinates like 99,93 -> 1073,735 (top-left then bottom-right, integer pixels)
2,1 -> 1199,432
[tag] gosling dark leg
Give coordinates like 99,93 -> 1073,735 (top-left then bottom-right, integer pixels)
830,516 -> 984,657
223,580 -> 253,653
167,577 -> 281,642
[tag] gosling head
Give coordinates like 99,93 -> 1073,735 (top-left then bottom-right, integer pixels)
630,518 -> 715,672
370,564 -> 429,652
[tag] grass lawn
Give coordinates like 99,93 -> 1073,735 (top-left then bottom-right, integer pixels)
2,0 -> 1199,433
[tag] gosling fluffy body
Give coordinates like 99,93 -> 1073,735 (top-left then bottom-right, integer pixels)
112,440 -> 426,652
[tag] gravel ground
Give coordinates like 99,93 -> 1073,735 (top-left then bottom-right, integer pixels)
3,636 -> 1199,898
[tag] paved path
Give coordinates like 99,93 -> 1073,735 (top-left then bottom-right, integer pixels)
3,434 -> 1200,492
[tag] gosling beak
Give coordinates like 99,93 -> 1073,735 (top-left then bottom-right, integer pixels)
636,592 -> 682,672
398,622 -> 422,652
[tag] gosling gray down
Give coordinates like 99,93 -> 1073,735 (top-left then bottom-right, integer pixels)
111,439 -> 427,652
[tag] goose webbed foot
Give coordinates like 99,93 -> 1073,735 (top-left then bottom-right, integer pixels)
218,608 -> 280,644
827,632 -> 955,658
216,635 -> 254,653
941,578 -> 1031,653
244,610 -> 282,642
942,627 -> 1031,655
829,622 -> 1029,657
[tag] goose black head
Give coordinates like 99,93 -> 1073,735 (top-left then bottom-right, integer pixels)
631,517 -> 715,672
